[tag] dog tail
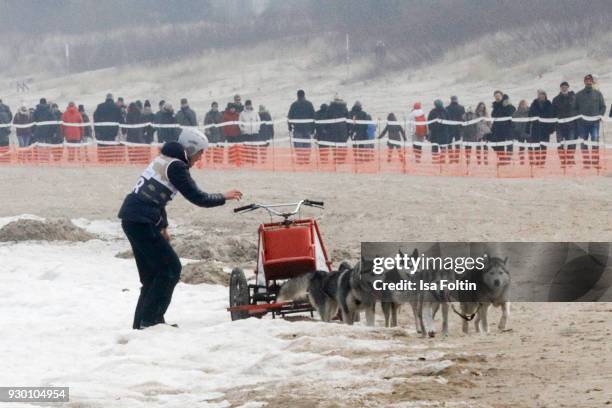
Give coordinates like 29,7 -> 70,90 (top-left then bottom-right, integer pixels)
277,272 -> 315,302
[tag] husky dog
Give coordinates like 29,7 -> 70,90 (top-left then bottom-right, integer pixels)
457,256 -> 511,334
277,260 -> 379,325
276,261 -> 352,322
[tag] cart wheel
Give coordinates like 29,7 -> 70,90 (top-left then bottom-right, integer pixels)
229,267 -> 250,321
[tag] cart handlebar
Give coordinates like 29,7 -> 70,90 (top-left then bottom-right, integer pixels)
233,199 -> 324,217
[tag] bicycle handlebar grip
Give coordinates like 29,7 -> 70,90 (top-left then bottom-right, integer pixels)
305,199 -> 324,206
234,204 -> 255,213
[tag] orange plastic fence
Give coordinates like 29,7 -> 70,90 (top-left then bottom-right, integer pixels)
0,143 -> 610,178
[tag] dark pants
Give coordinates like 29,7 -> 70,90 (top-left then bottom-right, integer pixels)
122,220 -> 182,329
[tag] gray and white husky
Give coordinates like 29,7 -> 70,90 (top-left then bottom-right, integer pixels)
277,260 -> 379,325
456,256 -> 511,334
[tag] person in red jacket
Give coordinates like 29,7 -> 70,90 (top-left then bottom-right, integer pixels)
222,103 -> 242,164
61,102 -> 84,161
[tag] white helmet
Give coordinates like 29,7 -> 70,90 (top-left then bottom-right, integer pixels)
178,127 -> 209,158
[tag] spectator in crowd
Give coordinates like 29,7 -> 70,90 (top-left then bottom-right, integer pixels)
528,90 -> 554,167
175,98 -> 197,127
512,100 -> 530,165
0,98 -> 13,147
314,103 -> 331,163
239,100 -> 261,163
50,103 -> 63,144
327,95 -> 349,164
204,102 -> 223,143
78,105 -> 92,142
407,102 -> 427,163
288,89 -> 316,164
61,102 -> 84,161
473,102 -> 491,165
446,95 -> 465,164
154,100 -> 165,123
491,92 -> 515,165
462,107 -> 477,165
126,102 -> 145,143
427,99 -> 449,164
94,93 -> 123,141
233,94 -> 244,113
13,104 -> 33,147
141,100 -> 156,144
32,98 -> 55,144
258,105 -> 273,163
61,102 -> 83,143
378,112 -> 406,163
157,103 -> 179,143
222,103 -> 241,164
575,73 -> 605,168
117,97 -> 127,137
552,81 -> 577,167
350,101 -> 371,162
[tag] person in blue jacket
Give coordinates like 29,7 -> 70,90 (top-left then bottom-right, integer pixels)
118,127 -> 242,329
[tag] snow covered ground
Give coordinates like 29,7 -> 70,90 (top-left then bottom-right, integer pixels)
0,219 -> 438,407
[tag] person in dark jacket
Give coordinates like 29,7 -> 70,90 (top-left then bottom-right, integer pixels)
512,100 -> 530,165
378,112 -> 406,163
50,103 -> 63,144
119,128 -> 242,329
350,101 -> 372,163
78,105 -> 92,142
0,99 -> 14,147
552,81 -> 577,166
491,92 -> 516,165
93,93 -> 123,141
258,105 -> 273,163
141,100 -> 156,144
327,96 -> 349,164
126,102 -> 145,143
13,104 -> 33,147
575,74 -> 606,168
204,102 -> 224,164
175,98 -> 197,127
32,98 -> 55,144
446,96 -> 465,163
528,90 -> 554,167
157,103 -> 180,143
428,99 -> 449,164
314,103 -> 331,163
288,89 -> 315,164
233,94 -> 244,113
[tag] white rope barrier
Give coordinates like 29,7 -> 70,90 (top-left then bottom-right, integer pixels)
2,114 -> 612,129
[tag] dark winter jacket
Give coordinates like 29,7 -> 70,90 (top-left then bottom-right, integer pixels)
528,99 -> 555,142
258,111 -> 274,141
491,101 -> 516,142
445,102 -> 465,140
379,124 -> 406,142
288,98 -> 315,134
118,141 -> 225,228
314,105 -> 329,142
80,112 -> 92,138
156,110 -> 180,143
427,107 -> 449,145
574,86 -> 606,117
126,106 -> 145,143
141,108 -> 155,144
351,107 -> 370,141
175,107 -> 197,127
93,99 -> 123,141
327,100 -> 349,143
13,110 -> 33,137
0,103 -> 13,144
204,110 -> 224,143
32,103 -> 56,143
552,91 -> 576,119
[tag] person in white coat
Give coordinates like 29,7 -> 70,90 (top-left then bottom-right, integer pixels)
239,100 -> 261,163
